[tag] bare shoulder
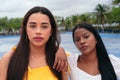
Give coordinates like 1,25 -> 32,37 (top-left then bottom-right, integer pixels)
0,48 -> 15,68
1,49 -> 14,62
0,49 -> 14,80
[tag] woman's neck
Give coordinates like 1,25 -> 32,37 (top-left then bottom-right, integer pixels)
29,44 -> 47,69
30,44 -> 46,56
77,51 -> 99,75
79,50 -> 97,63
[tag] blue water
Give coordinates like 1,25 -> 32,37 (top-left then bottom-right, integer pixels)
0,32 -> 120,58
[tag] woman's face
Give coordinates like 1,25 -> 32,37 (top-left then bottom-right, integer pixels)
26,12 -> 52,47
74,28 -> 97,55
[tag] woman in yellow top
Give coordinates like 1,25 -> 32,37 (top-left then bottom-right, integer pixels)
0,6 -> 68,80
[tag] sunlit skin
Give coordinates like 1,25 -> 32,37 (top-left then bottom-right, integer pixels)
74,28 -> 97,55
26,12 -> 52,69
0,9 -> 68,80
27,12 -> 52,48
74,28 -> 99,75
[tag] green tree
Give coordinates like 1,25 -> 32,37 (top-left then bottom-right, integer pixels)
8,18 -> 22,30
78,13 -> 91,23
95,4 -> 109,32
71,15 -> 78,27
111,7 -> 120,27
112,0 -> 120,5
64,17 -> 72,31
0,17 -> 9,30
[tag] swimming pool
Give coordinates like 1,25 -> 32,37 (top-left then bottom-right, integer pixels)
0,32 -> 120,58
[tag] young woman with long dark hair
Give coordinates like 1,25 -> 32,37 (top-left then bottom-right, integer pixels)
0,6 -> 68,80
67,22 -> 120,80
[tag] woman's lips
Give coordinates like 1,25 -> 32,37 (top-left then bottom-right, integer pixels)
80,46 -> 87,51
33,37 -> 43,41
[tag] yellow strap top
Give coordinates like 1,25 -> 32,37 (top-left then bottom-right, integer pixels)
11,46 -> 58,80
24,66 -> 58,80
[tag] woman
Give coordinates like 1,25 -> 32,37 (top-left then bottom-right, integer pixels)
67,22 -> 120,80
0,6 -> 68,80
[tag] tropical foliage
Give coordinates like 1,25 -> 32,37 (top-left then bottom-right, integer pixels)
112,0 -> 120,5
0,2 -> 120,34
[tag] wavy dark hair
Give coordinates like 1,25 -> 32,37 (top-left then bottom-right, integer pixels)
72,22 -> 117,80
7,6 -> 62,80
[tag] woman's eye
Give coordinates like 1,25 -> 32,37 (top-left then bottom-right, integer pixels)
84,36 -> 89,39
75,38 -> 80,42
41,26 -> 48,29
29,25 -> 36,28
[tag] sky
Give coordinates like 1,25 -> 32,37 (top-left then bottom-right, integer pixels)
0,0 -> 112,18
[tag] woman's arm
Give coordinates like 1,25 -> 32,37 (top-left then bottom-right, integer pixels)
53,47 -> 68,72
62,71 -> 68,80
0,59 -> 2,80
0,48 -> 15,80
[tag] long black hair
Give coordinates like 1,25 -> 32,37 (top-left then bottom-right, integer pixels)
72,22 -> 117,80
7,6 -> 62,80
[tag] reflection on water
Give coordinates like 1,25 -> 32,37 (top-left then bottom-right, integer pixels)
60,32 -> 120,57
0,32 -> 120,58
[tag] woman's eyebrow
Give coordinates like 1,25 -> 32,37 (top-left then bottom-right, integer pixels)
83,32 -> 88,35
41,22 -> 49,25
28,22 -> 36,24
28,22 -> 49,25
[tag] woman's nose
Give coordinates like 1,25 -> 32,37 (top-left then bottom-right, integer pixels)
35,27 -> 42,35
80,39 -> 85,45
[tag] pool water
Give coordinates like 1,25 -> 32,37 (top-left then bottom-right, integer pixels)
0,32 -> 120,58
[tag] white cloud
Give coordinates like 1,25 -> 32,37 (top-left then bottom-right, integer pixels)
0,0 -> 111,18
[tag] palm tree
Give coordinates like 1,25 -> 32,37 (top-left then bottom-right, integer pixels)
112,0 -> 120,5
78,13 -> 91,23
71,15 -> 79,27
64,17 -> 72,31
95,4 -> 109,32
